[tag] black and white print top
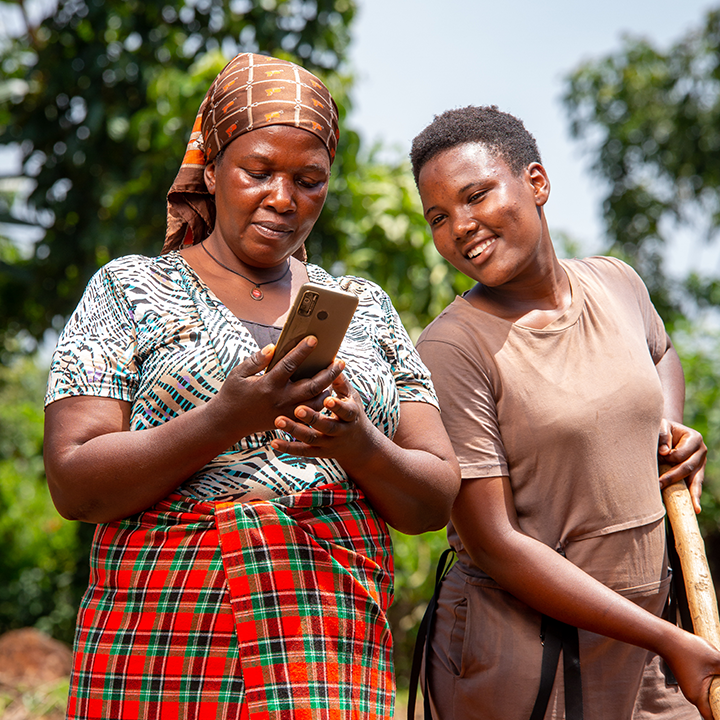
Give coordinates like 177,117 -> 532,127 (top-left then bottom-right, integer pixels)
45,252 -> 438,502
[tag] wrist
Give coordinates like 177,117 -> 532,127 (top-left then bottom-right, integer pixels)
648,619 -> 688,661
337,416 -> 387,475
196,392 -> 253,449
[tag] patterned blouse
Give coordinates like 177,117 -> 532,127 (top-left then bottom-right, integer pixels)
45,252 -> 437,502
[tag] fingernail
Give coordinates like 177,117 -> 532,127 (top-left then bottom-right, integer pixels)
275,418 -> 286,429
306,336 -> 317,347
261,344 -> 274,356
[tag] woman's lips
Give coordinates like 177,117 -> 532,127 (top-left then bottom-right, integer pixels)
254,221 -> 294,239
466,236 -> 496,259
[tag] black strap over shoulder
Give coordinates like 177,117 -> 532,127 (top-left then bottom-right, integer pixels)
407,547 -> 455,720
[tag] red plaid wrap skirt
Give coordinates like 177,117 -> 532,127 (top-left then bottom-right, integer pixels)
67,483 -> 395,719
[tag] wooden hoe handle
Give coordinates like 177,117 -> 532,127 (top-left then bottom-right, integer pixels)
663,480 -> 720,717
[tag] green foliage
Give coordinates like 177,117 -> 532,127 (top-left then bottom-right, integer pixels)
0,0 -> 467,349
0,357 -> 90,644
563,8 -> 720,324
0,0 -> 356,348
673,323 -> 720,525
388,528 -> 450,690
0,676 -> 70,718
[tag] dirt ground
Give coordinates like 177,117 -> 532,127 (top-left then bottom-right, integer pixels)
0,628 -> 71,720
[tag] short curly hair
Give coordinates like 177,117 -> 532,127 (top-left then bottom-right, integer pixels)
410,105 -> 541,184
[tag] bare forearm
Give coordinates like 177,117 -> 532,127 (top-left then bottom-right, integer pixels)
340,426 -> 459,534
272,398 -> 461,534
654,338 -> 707,509
455,476 -> 720,718
656,337 -> 686,422
477,530 -> 680,655
483,535 -> 720,719
45,341 -> 347,523
45,397 -> 243,523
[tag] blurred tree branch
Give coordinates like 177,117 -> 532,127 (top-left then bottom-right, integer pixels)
563,8 -> 720,326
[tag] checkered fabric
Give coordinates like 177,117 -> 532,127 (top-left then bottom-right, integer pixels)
67,483 -> 395,719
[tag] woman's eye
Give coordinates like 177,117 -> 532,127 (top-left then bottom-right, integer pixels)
298,178 -> 323,189
246,170 -> 269,180
469,191 -> 485,203
430,214 -> 446,227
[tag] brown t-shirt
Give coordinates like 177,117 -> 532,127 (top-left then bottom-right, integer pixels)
417,256 -> 667,559
415,257 -> 697,719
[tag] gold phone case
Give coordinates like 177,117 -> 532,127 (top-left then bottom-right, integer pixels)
267,282 -> 359,380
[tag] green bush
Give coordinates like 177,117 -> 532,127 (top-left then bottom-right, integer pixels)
0,357 -> 90,645
388,527 -> 451,691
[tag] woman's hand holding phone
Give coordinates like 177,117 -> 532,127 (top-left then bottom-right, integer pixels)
217,337 -> 344,438
216,281 -> 358,443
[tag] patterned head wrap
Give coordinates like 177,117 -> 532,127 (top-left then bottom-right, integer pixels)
163,53 -> 340,253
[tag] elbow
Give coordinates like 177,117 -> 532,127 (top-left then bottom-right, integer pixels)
390,509 -> 450,536
45,463 -> 76,520
415,493 -> 458,534
391,468 -> 461,536
45,457 -> 104,524
401,500 -> 454,535
47,495 -> 82,522
423,464 -> 462,532
46,477 -> 98,523
428,462 -> 462,530
408,516 -> 450,536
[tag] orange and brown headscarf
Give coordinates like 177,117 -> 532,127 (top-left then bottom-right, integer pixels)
163,53 -> 340,253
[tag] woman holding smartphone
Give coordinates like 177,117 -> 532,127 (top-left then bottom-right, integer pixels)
43,52 -> 459,720
412,105 -> 720,720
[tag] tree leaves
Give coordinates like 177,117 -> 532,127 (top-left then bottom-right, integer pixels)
0,0 -> 467,351
0,0 -> 356,350
563,8 -> 720,324
563,8 -> 720,543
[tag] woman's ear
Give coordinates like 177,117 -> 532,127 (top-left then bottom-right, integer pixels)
527,162 -> 550,207
204,162 -> 217,195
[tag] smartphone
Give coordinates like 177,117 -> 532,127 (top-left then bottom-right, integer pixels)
266,282 -> 359,381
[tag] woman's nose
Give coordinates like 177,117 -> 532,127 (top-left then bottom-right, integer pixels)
453,212 -> 479,239
264,176 -> 297,213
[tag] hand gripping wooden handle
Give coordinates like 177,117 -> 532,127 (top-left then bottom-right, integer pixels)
662,480 -> 720,717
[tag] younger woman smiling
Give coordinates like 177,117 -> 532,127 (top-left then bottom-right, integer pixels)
413,105 -> 719,720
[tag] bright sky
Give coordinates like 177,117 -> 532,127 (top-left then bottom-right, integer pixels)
347,0 -> 717,265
